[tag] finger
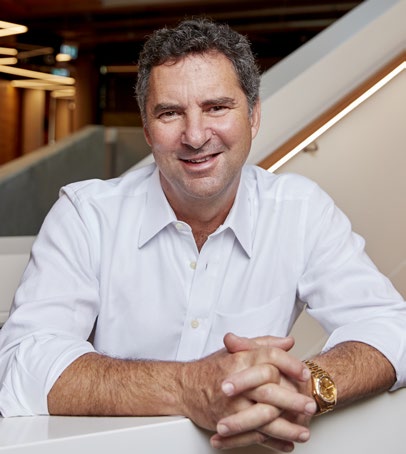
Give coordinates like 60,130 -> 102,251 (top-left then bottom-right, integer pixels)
257,416 -> 311,444
217,402 -> 282,436
222,362 -> 280,396
221,350 -> 310,397
211,428 -> 269,450
248,382 -> 317,416
217,398 -> 312,438
224,332 -> 294,354
212,416 -> 309,451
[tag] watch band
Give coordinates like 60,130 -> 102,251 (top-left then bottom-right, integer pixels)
304,360 -> 337,415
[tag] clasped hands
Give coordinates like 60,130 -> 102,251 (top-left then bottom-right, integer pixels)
181,333 -> 317,452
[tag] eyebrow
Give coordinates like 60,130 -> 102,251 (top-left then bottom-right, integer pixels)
201,97 -> 237,108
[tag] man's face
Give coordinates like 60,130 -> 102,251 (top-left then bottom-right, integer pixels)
143,51 -> 261,209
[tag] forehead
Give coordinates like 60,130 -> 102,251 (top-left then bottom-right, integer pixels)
147,51 -> 243,99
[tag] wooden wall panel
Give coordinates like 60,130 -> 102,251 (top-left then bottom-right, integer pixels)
0,81 -> 21,165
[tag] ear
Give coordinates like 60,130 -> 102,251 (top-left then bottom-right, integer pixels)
250,99 -> 261,140
143,125 -> 152,147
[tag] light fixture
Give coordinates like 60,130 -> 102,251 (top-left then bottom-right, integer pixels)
56,53 -> 72,63
10,79 -> 72,90
17,47 -> 54,59
267,58 -> 406,173
59,43 -> 78,60
0,47 -> 18,56
0,57 -> 17,65
51,88 -> 76,99
0,20 -> 28,38
0,64 -> 75,85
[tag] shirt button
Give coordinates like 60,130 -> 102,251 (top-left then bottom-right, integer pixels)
175,223 -> 183,231
191,319 -> 200,329
189,261 -> 197,270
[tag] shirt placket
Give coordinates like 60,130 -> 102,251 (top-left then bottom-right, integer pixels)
175,232 -> 226,361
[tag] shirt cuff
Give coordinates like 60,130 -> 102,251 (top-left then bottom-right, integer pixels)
322,318 -> 406,392
0,334 -> 95,417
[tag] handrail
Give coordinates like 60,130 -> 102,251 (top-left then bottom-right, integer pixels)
258,51 -> 406,172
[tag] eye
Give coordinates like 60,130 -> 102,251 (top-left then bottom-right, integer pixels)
208,105 -> 229,114
158,110 -> 179,121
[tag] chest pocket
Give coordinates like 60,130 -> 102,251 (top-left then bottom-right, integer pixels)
204,296 -> 291,355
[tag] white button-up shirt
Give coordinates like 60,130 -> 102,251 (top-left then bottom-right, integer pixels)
1,164 -> 405,416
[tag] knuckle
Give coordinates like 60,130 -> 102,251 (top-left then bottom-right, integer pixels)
258,403 -> 278,422
260,364 -> 276,383
257,383 -> 276,402
254,431 -> 269,444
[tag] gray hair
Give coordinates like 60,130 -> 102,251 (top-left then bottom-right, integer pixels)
135,18 -> 260,124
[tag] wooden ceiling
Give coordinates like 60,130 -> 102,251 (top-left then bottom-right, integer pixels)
0,0 -> 364,73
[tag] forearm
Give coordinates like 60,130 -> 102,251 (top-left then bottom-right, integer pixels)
310,341 -> 396,406
48,352 -> 186,416
48,336 -> 309,436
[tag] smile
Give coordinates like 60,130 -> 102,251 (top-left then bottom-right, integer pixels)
181,153 -> 221,164
187,157 -> 211,163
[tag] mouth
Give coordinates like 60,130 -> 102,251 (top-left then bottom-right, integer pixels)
180,153 -> 221,164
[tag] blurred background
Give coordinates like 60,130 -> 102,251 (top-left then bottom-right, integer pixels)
0,0 -> 362,163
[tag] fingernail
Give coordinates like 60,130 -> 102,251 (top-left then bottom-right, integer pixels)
217,423 -> 230,435
222,381 -> 235,396
298,431 -> 310,442
305,401 -> 317,415
211,438 -> 222,449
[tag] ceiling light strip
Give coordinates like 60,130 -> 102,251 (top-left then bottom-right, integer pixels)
0,20 -> 28,38
0,57 -> 17,65
0,47 -> 18,56
51,88 -> 76,99
10,80 -> 71,90
0,65 -> 75,85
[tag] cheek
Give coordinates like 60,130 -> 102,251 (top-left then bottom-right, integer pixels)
148,125 -> 179,152
215,116 -> 253,148
220,111 -> 252,133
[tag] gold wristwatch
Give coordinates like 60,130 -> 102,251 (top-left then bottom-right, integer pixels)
304,360 -> 337,415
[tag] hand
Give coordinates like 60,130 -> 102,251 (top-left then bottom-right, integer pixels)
178,333 -> 313,440
210,333 -> 316,451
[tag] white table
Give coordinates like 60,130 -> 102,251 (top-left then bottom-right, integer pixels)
0,389 -> 405,453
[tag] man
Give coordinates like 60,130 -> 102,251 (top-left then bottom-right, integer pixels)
0,18 -> 405,452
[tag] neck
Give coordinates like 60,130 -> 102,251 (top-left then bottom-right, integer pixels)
177,198 -> 234,251
159,172 -> 241,250
163,187 -> 234,250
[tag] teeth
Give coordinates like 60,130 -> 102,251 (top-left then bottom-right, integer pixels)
188,156 -> 210,163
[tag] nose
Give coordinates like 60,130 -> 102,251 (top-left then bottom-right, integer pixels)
181,111 -> 211,150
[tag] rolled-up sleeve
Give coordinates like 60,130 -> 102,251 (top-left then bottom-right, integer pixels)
0,188 -> 100,416
0,334 -> 94,416
297,184 -> 406,390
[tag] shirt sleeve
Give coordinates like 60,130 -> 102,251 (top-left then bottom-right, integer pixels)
297,183 -> 406,390
0,189 -> 99,416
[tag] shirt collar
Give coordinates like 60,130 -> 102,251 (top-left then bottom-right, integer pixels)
221,169 -> 254,258
138,165 -> 254,257
138,166 -> 177,248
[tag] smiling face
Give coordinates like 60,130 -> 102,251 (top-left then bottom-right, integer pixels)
143,51 -> 261,215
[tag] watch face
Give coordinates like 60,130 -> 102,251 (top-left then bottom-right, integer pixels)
317,376 -> 337,403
